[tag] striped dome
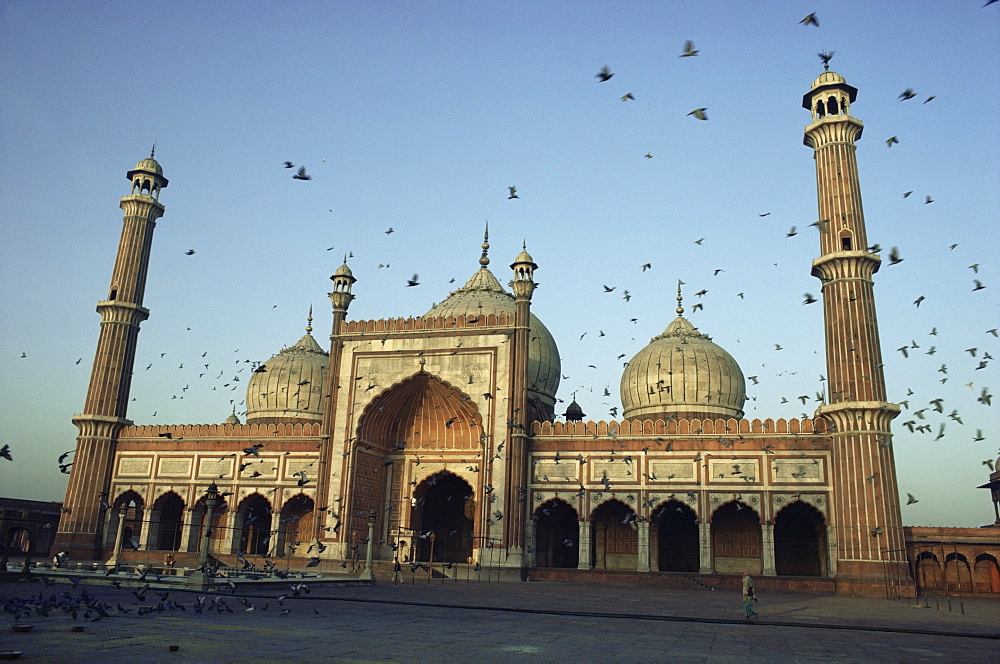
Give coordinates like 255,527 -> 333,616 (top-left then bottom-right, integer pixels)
245,332 -> 328,424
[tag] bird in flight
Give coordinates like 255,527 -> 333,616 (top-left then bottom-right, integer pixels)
185,249 -> 196,255
293,166 -> 311,180
680,40 -> 698,57
803,293 -> 817,304
595,66 -> 614,82
888,247 -> 904,265
818,51 -> 835,67
283,161 -> 294,168
406,275 -> 420,287
800,13 -> 819,26
898,89 -> 917,101
621,92 -> 635,101
508,186 -> 519,199
385,228 -> 394,234
886,136 -> 899,147
906,493 -> 918,505
688,108 -> 708,120
923,95 -> 936,103
786,226 -> 798,237
644,152 -> 653,159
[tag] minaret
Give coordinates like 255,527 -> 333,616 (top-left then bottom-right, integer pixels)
504,242 -> 537,566
803,68 -> 909,594
316,259 -> 356,541
55,152 -> 168,558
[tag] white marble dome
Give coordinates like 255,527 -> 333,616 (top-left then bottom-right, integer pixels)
245,331 -> 328,424
620,315 -> 745,421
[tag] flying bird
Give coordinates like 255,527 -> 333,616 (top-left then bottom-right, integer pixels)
818,51 -> 835,67
687,108 -> 708,120
406,275 -> 420,287
644,152 -> 653,159
680,41 -> 698,57
595,66 -> 614,82
888,247 -> 904,265
800,13 -> 819,26
0,444 -> 11,461
185,249 -> 196,255
786,226 -> 798,237
886,136 -> 899,147
292,166 -> 311,180
283,161 -> 294,168
906,493 -> 918,505
898,89 -> 917,101
621,92 -> 635,101
803,293 -> 817,304
508,186 -> 519,199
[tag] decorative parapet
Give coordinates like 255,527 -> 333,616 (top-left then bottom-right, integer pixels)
531,417 -> 828,436
119,422 -> 322,438
341,312 -> 515,334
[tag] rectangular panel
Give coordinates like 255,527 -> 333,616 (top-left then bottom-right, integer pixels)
591,460 -> 636,482
771,458 -> 824,482
708,459 -> 759,482
647,461 -> 696,481
157,458 -> 191,477
198,457 -> 233,478
533,461 -> 578,482
117,457 -> 152,476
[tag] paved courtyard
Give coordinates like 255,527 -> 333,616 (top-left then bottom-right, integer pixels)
2,576 -> 997,663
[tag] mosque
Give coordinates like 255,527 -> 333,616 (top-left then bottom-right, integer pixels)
51,70 -> 1000,596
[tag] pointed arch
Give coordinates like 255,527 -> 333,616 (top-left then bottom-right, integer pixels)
188,492 -> 229,553
652,499 -> 699,573
151,491 -> 185,551
410,471 -> 475,563
915,550 -> 942,592
973,553 -> 1000,593
276,493 -> 315,555
774,500 -> 827,577
533,499 -> 578,568
106,490 -> 144,550
590,499 -> 637,570
944,552 -> 972,593
236,493 -> 273,556
357,372 -> 483,452
710,500 -> 762,574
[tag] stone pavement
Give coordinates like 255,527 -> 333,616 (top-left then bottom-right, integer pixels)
1,576 -> 997,663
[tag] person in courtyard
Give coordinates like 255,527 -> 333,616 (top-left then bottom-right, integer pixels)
742,570 -> 757,620
164,553 -> 176,569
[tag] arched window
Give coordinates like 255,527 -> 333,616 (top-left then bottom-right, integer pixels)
774,501 -> 827,577
533,499 -> 579,568
590,499 -> 637,571
653,500 -> 699,573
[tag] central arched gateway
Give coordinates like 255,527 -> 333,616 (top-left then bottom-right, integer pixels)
711,501 -> 762,574
411,471 -> 474,563
774,501 -> 827,577
591,499 -> 637,570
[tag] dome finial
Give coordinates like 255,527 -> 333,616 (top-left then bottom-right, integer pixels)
676,279 -> 685,315
818,51 -> 835,71
480,222 -> 490,267
306,305 -> 313,334
150,142 -> 156,158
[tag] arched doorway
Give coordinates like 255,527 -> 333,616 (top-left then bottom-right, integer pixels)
711,501 -> 761,574
653,500 -> 699,573
533,499 -> 578,568
774,501 -> 827,576
945,553 -> 972,593
916,551 -> 942,592
153,492 -> 185,551
973,554 -> 1000,593
188,494 -> 229,553
5,527 -> 31,554
591,499 -> 637,570
411,471 -> 474,563
237,494 -> 273,556
277,494 -> 315,555
107,491 -> 144,551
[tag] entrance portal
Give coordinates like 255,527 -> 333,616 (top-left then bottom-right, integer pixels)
774,501 -> 827,576
411,472 -> 474,563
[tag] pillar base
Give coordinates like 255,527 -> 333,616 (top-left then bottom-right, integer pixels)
834,559 -> 915,598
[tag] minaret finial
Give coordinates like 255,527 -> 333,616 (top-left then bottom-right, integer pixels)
480,223 -> 490,268
150,143 -> 156,158
306,305 -> 313,334
676,280 -> 685,315
818,51 -> 834,71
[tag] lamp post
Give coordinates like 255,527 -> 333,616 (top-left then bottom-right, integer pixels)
359,510 -> 376,581
187,482 -> 220,588
106,501 -> 133,568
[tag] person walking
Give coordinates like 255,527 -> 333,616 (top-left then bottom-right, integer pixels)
742,570 -> 758,620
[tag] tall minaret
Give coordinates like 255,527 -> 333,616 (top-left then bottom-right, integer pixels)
803,68 -> 910,594
504,242 -> 537,567
54,153 -> 168,558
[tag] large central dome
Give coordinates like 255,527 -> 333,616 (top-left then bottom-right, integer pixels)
620,294 -> 745,422
424,235 -> 560,421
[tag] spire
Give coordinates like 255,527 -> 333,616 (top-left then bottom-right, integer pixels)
480,223 -> 490,268
676,280 -> 684,315
306,306 -> 313,334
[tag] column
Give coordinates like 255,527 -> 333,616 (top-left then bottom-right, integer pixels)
636,521 -> 651,572
761,523 -> 776,576
524,518 -> 536,568
699,522 -> 712,573
577,520 -> 592,570
142,509 -> 160,550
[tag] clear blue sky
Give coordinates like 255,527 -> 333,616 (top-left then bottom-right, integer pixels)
1,1 -> 997,527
